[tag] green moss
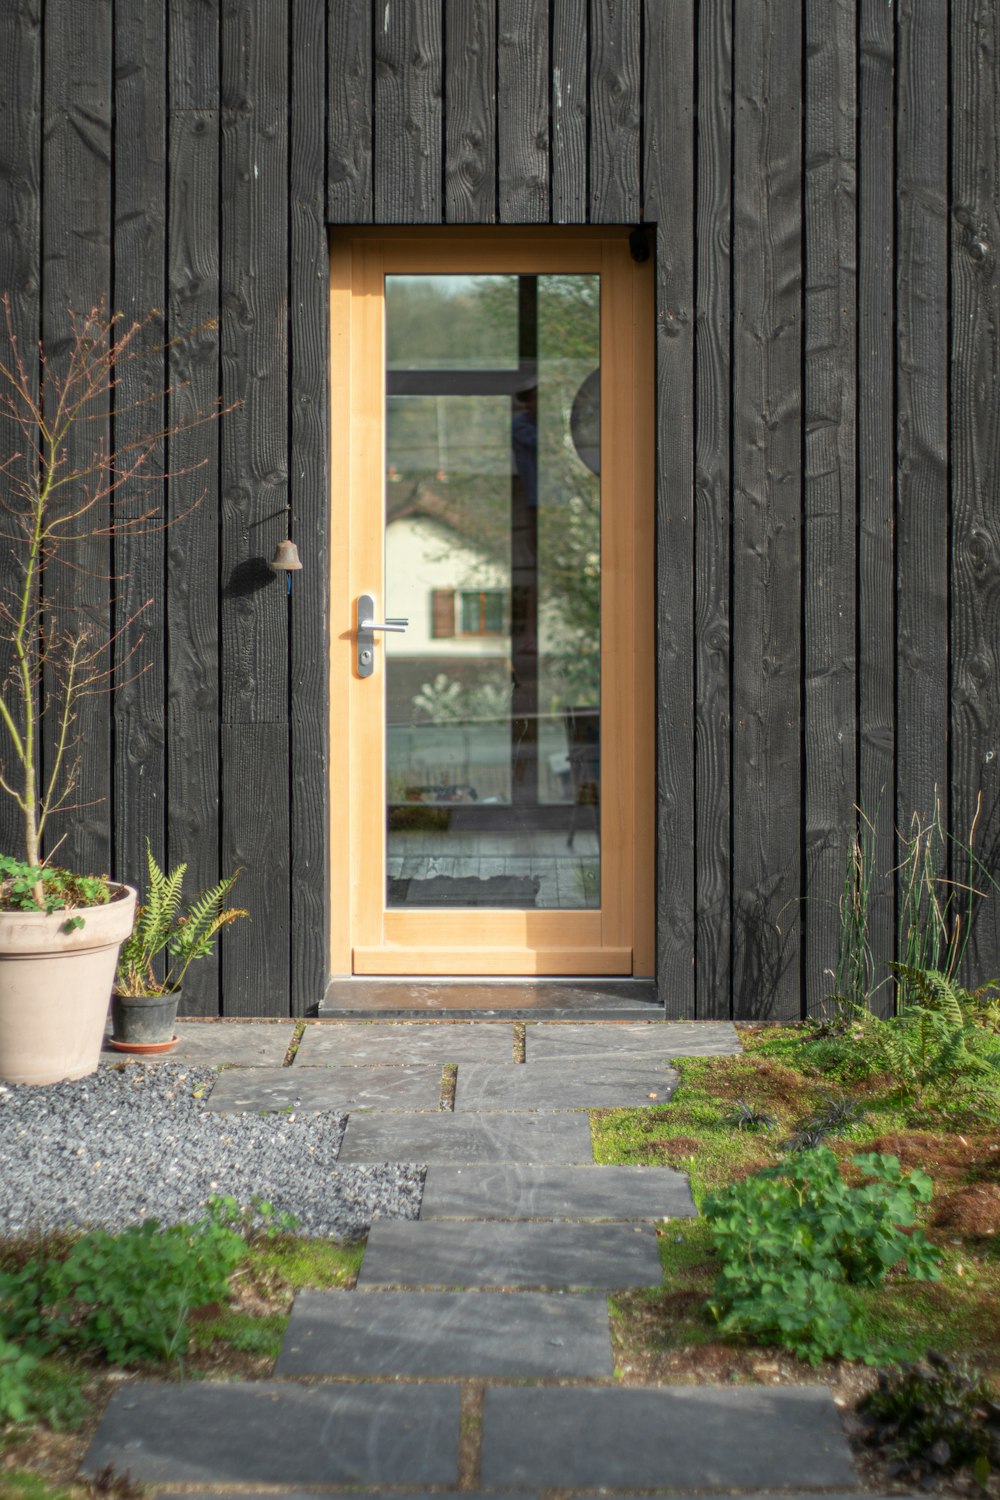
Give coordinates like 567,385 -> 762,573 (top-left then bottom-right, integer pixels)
245,1234 -> 366,1291
0,1473 -> 78,1500
190,1310 -> 287,1358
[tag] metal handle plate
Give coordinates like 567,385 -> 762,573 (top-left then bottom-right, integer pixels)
357,593 -> 409,676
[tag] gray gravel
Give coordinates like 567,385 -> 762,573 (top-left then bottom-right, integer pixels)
0,1063 -> 424,1239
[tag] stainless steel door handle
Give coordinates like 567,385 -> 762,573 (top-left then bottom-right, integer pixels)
357,593 -> 409,676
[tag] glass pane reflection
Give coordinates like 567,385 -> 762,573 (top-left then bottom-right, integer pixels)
385,273 -> 600,911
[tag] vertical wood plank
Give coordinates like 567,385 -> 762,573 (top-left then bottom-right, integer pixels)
590,0 -> 641,224
498,0 -> 549,222
289,0 -> 331,1014
221,724 -> 291,1014
220,0 -> 291,1012
644,0 -> 695,1011
551,0 -> 588,223
170,0 -> 219,110
857,0 -> 895,1012
374,0 -> 443,223
113,0 -> 168,889
731,0 -> 803,1020
42,0 -> 113,877
951,0 -> 1000,981
445,0 -> 496,222
0,0 -> 41,858
167,108 -> 222,1015
895,0 -> 949,924
328,0 -> 372,222
693,0 -> 733,1016
803,0 -> 857,1012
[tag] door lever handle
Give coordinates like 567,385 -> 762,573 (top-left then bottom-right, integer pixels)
357,593 -> 408,676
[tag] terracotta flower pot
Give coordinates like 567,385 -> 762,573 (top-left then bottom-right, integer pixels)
111,987 -> 181,1048
0,886 -> 137,1086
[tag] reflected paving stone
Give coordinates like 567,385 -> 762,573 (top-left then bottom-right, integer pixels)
420,1163 -> 696,1220
454,1059 -> 678,1111
359,1221 -> 663,1288
526,1020 -> 741,1061
83,1381 -> 460,1486
102,1021 -> 296,1068
480,1386 -> 858,1491
338,1110 -> 594,1163
295,1021 -> 514,1065
205,1065 -> 443,1113
277,1289 -> 612,1377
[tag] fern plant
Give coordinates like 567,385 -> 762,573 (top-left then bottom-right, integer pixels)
115,843 -> 248,996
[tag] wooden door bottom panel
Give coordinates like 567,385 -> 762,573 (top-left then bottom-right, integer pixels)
352,947 -> 633,976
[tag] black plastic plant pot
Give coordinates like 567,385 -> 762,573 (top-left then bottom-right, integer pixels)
110,988 -> 181,1047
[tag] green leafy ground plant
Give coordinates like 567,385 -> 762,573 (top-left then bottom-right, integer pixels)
703,1146 -> 940,1364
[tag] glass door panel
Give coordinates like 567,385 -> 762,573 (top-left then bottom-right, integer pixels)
384,273 -> 602,911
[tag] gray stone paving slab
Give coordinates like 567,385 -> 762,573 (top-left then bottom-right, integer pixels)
276,1288 -> 612,1376
155,1494 -> 536,1500
205,1065 -> 442,1113
338,1109 -> 594,1163
83,1381 -> 460,1486
295,1021 -> 514,1065
102,1020 -> 295,1067
454,1058 -> 678,1111
420,1163 -> 696,1220
359,1221 -> 663,1288
480,1386 -> 857,1491
527,1020 -> 741,1060
320,977 -> 659,1019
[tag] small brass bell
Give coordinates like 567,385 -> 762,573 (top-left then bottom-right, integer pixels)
270,538 -> 303,571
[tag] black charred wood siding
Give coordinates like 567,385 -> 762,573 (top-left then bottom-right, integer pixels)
0,0 -> 994,1018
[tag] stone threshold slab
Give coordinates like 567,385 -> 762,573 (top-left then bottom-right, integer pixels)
277,1289 -> 612,1377
358,1220 -> 663,1289
337,1109 -> 594,1164
454,1059 -> 678,1111
295,1021 -> 515,1065
480,1385 -> 858,1491
420,1163 -> 696,1220
83,1381 -> 460,1486
205,1064 -> 443,1113
320,977 -> 660,1019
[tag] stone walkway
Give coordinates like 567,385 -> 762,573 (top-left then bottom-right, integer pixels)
83,1018 -> 878,1497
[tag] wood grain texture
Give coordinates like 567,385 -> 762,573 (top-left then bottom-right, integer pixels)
327,0 -> 372,222
731,0 -> 803,1020
220,0 -> 291,1008
551,0 -> 588,223
950,0 -> 1000,982
644,0 -> 695,1013
692,0 -> 733,1016
498,0 -> 549,222
290,0 -> 331,1014
42,0 -> 113,877
169,0 -> 219,110
220,0 -> 289,725
374,0 -> 443,223
113,0 -> 167,889
221,723 -> 290,1014
167,108 -> 222,1016
445,0 -> 495,222
803,0 -> 856,1013
895,0 -> 948,846
857,0 -> 896,1013
590,0 -> 641,224
0,0 -> 41,856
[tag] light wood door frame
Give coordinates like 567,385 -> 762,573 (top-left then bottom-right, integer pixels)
329,228 -> 654,978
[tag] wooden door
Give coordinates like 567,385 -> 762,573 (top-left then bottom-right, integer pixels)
330,230 -> 653,977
